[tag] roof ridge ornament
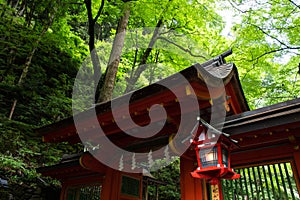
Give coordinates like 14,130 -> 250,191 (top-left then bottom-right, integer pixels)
201,49 -> 233,68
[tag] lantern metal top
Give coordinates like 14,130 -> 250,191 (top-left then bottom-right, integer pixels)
189,117 -> 239,148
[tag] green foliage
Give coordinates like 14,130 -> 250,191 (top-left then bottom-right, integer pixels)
0,2 -> 88,124
226,0 -> 300,108
148,159 -> 181,200
0,0 -> 86,188
0,118 -> 79,186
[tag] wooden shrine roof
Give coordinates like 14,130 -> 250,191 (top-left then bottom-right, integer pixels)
223,98 -> 300,166
37,153 -> 105,180
37,54 -> 249,149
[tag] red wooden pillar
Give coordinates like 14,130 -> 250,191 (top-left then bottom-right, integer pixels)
100,168 -> 121,200
293,151 -> 300,193
180,156 -> 207,200
60,184 -> 67,200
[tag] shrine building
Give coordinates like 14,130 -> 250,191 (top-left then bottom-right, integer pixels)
37,50 -> 300,200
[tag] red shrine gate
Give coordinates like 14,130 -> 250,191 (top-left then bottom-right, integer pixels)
222,98 -> 300,199
37,53 -> 300,200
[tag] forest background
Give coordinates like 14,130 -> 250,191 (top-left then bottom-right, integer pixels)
0,0 -> 299,199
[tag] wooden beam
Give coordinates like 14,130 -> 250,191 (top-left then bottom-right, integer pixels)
231,128 -> 300,150
224,82 -> 245,114
42,80 -> 228,144
231,143 -> 295,167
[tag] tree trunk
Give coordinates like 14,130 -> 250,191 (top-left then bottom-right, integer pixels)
85,0 -> 104,95
8,7 -> 56,120
97,4 -> 130,103
8,45 -> 38,120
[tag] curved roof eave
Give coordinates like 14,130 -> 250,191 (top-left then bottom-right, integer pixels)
37,56 -> 249,142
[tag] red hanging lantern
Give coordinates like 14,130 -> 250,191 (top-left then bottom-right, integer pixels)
190,118 -> 240,185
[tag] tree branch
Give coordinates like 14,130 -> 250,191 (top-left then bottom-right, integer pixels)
228,0 -> 252,14
124,0 -> 173,93
93,0 -> 105,23
250,47 -> 300,62
288,0 -> 300,10
157,36 -> 208,60
240,46 -> 300,81
64,2 -> 84,5
246,22 -> 300,61
248,22 -> 290,48
124,19 -> 163,93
